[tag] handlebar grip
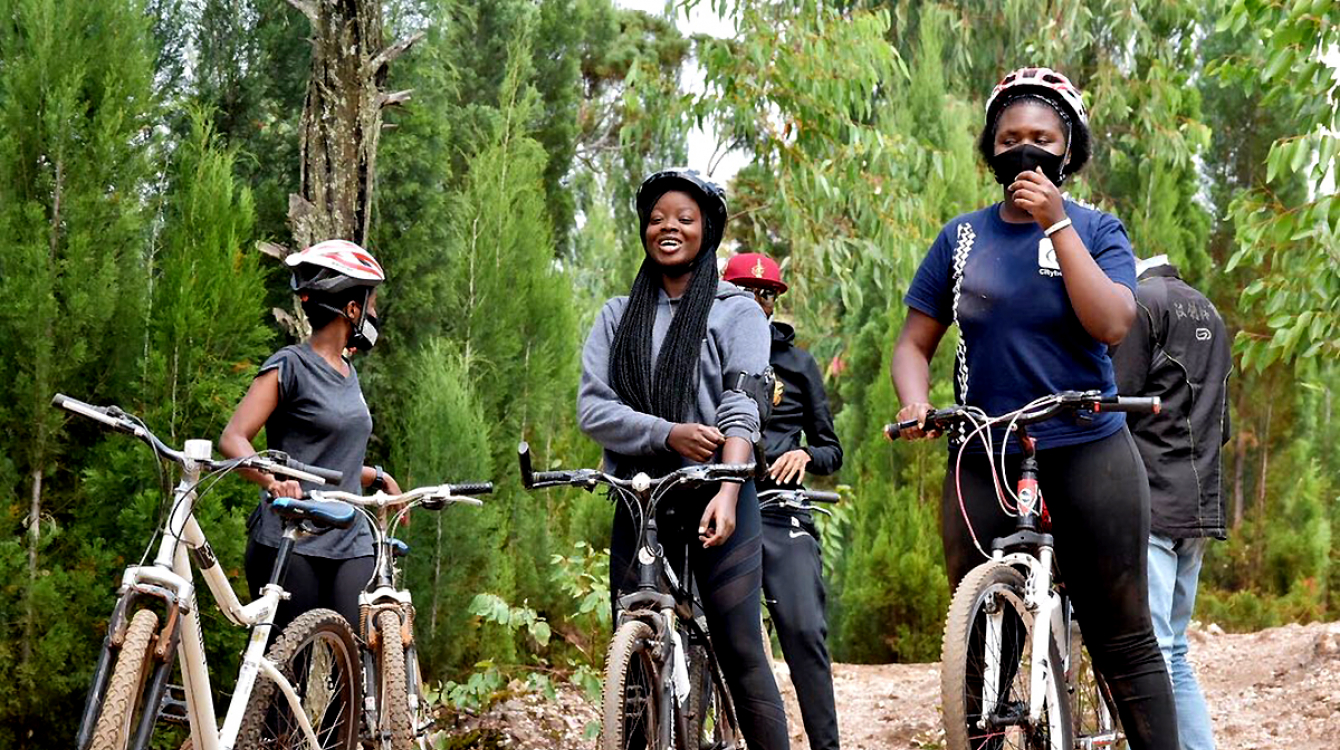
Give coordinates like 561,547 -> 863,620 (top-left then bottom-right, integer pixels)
51,393 -> 129,432
531,471 -> 573,485
883,419 -> 920,440
447,482 -> 493,496
282,458 -> 343,485
805,490 -> 841,503
518,441 -> 536,488
1098,396 -> 1162,414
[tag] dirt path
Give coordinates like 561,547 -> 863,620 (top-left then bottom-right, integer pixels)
446,619 -> 1340,750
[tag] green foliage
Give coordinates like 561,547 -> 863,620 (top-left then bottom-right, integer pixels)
1211,0 -> 1339,370
3,2 -> 1340,743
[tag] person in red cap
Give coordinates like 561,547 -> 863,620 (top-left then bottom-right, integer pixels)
723,252 -> 844,750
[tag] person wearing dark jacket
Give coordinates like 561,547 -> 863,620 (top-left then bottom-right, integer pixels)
1110,255 -> 1232,750
723,252 -> 843,750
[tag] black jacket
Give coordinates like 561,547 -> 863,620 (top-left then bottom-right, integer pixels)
1110,264 -> 1232,539
760,322 -> 843,485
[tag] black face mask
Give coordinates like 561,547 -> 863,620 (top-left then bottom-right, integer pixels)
349,311 -> 379,352
989,143 -> 1066,187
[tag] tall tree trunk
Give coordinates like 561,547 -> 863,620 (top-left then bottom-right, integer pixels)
283,0 -> 421,250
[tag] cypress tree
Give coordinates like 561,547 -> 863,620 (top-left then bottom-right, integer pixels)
0,0 -> 156,740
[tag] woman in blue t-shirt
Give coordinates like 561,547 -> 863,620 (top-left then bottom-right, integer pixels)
891,68 -> 1178,748
220,240 -> 401,636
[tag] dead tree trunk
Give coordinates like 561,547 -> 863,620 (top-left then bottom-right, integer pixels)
271,0 -> 421,334
285,0 -> 420,248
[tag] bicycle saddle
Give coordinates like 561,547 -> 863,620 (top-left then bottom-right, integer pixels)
270,497 -> 357,530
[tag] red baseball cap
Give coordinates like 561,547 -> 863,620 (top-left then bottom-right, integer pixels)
722,252 -> 787,293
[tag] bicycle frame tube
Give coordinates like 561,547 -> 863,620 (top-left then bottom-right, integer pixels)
1028,546 -> 1057,725
129,446 -> 321,750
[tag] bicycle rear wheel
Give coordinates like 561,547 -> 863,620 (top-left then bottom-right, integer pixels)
236,608 -> 360,750
1067,620 -> 1124,750
90,609 -> 160,750
682,639 -> 740,750
941,563 -> 1071,750
602,620 -> 662,750
373,609 -> 413,750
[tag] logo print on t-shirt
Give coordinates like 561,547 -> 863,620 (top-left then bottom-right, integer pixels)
1038,238 -> 1062,277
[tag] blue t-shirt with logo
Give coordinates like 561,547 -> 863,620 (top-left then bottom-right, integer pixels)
904,200 -> 1137,451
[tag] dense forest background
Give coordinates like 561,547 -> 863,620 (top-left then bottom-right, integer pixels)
0,0 -> 1335,745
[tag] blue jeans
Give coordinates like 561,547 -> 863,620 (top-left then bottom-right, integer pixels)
1148,534 -> 1215,750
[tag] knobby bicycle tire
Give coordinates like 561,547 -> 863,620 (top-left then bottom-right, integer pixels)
941,563 -> 1072,750
1067,621 -> 1124,750
682,639 -> 739,750
236,608 -> 360,750
602,620 -> 661,750
374,609 -> 413,750
90,609 -> 160,750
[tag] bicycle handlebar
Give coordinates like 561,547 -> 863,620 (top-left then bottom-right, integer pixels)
309,482 -> 491,510
517,441 -> 754,493
758,488 -> 841,504
882,391 -> 1161,441
52,393 -> 342,485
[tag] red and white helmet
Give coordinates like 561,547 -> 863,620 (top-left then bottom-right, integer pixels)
985,67 -> 1088,129
286,239 -> 385,295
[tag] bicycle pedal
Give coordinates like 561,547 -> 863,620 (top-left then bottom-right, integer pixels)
156,683 -> 189,725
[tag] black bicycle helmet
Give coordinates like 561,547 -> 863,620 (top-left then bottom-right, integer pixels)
636,168 -> 729,253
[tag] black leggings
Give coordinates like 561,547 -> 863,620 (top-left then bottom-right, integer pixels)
942,428 -> 1178,750
245,538 -> 375,636
609,481 -> 788,750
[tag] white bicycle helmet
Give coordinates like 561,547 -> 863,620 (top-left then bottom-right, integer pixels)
985,67 -> 1088,128
286,239 -> 385,296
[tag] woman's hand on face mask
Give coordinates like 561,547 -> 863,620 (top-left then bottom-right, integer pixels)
698,489 -> 739,548
668,423 -> 726,462
1009,167 -> 1068,229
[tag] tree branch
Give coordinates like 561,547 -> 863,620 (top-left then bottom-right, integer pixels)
284,0 -> 318,23
257,241 -> 291,260
364,31 -> 425,78
378,89 -> 414,109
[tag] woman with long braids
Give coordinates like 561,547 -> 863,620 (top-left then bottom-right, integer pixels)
578,169 -> 788,750
891,68 -> 1179,747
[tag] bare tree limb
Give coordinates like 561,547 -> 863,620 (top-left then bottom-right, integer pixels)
257,240 -> 291,260
378,89 -> 414,109
364,31 -> 425,78
285,0 -> 318,23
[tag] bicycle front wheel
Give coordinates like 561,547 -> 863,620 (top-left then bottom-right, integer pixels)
602,620 -> 662,750
90,608 -> 160,750
237,608 -> 360,750
941,563 -> 1071,750
374,609 -> 413,750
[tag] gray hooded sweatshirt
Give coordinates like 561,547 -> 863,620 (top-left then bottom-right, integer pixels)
578,281 -> 770,477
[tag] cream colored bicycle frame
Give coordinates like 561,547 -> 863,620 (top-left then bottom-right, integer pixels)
119,439 -> 325,750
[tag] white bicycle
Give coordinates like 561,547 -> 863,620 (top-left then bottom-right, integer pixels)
60,394 -> 362,750
887,391 -> 1153,750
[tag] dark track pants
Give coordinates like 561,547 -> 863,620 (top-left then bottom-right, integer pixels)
942,427 -> 1179,750
609,481 -> 789,750
761,509 -> 840,750
245,538 -> 375,636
